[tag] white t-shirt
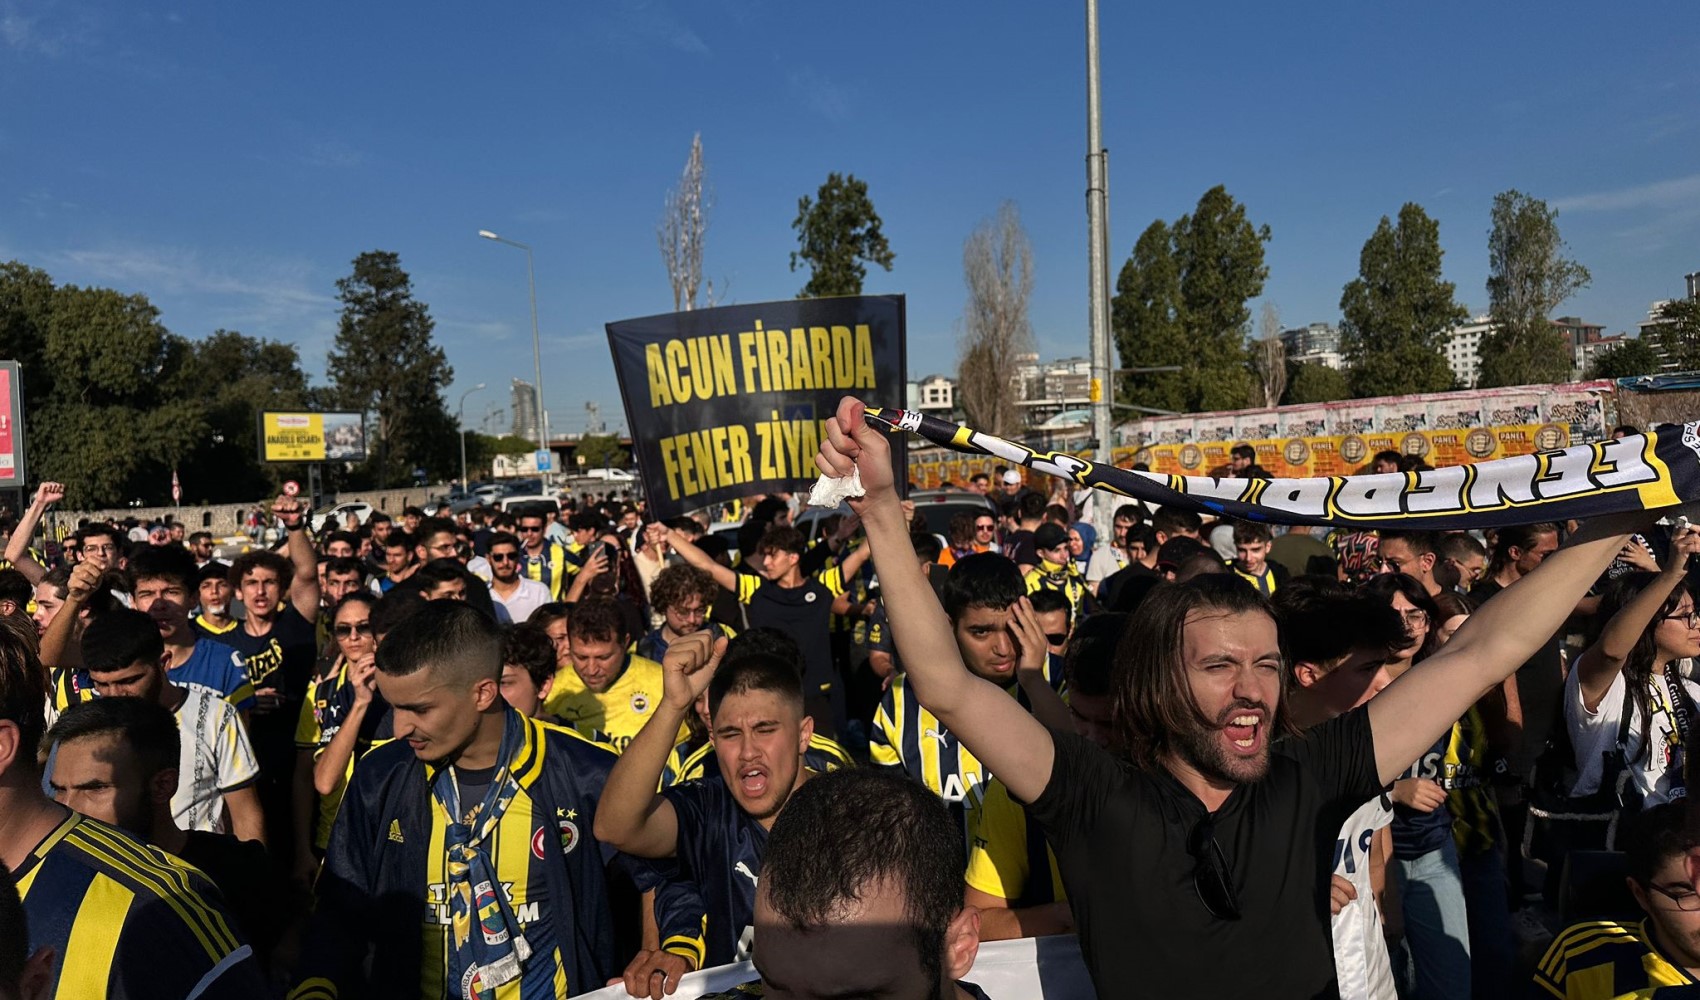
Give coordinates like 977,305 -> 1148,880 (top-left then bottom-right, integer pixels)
1565,663 -> 1700,807
1084,545 -> 1127,585
489,577 -> 553,624
1331,793 -> 1397,1000
171,684 -> 260,833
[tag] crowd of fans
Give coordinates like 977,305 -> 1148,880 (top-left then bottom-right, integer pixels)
0,408 -> 1697,1000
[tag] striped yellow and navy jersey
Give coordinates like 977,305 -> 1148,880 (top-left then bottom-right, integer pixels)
290,710 -> 633,1000
1232,564 -> 1281,596
634,621 -> 737,666
1534,919 -> 1695,999
15,812 -> 264,999
192,612 -> 240,640
1023,559 -> 1089,616
1445,705 -> 1500,856
872,662 -> 1063,841
518,540 -> 571,600
663,732 -> 854,787
966,776 -> 1066,907
543,653 -> 686,751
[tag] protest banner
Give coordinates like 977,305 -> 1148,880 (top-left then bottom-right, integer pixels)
256,411 -> 369,463
607,296 -> 907,519
875,407 -> 1700,531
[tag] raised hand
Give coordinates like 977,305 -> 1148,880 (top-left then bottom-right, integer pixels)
67,561 -> 103,602
817,396 -> 894,512
350,653 -> 378,706
660,631 -> 727,712
32,482 -> 64,509
273,494 -> 306,531
1008,596 -> 1050,676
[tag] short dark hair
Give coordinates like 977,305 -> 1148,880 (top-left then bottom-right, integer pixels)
383,530 -> 414,552
1372,449 -> 1402,467
0,571 -> 30,611
1028,587 -> 1071,622
1273,579 -> 1406,669
48,696 -> 180,782
375,599 -> 501,686
722,627 -> 803,676
530,602 -> 571,633
76,523 -> 121,549
1016,492 -> 1047,521
502,622 -> 558,688
909,530 -> 942,564
568,511 -> 604,533
372,589 -> 429,639
708,652 -> 804,717
1113,503 -> 1144,526
1113,575 -> 1289,771
761,768 -> 965,988
38,565 -> 71,601
228,549 -> 291,590
0,621 -> 46,765
939,552 -> 1025,621
1231,521 -> 1272,545
1230,444 -> 1256,462
488,531 -> 521,552
566,597 -> 629,644
650,564 -> 717,616
1064,613 -> 1125,698
332,591 -> 378,621
128,545 -> 197,589
1622,801 -> 1695,888
324,530 -> 361,551
81,608 -> 165,675
415,517 -> 456,547
368,511 -> 392,526
1151,508 -> 1203,538
1378,529 -> 1437,556
414,558 -> 466,594
757,525 -> 806,557
324,556 -> 366,580
1438,532 -> 1487,564
403,506 -> 425,518
1124,524 -> 1158,553
188,531 -> 213,545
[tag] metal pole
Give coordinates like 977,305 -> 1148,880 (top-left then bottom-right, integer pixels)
1085,0 -> 1116,549
457,383 -> 484,492
524,247 -> 548,489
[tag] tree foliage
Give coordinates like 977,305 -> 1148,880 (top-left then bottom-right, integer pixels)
955,202 -> 1034,438
1478,190 -> 1590,387
179,330 -> 313,502
790,173 -> 895,298
1283,361 -> 1352,405
574,433 -> 630,470
326,251 -> 456,487
1339,203 -> 1464,397
1648,298 -> 1700,372
1586,339 -> 1664,380
1112,186 -> 1268,412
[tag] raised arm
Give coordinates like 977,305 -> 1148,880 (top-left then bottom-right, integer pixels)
665,528 -> 737,593
41,561 -> 103,670
274,496 -> 321,622
819,397 -> 1054,804
1009,597 -> 1073,734
1367,510 -> 1652,785
1573,526 -> 1699,711
594,631 -> 726,859
4,482 -> 63,585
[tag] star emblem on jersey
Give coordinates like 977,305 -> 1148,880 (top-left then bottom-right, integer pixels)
631,692 -> 650,714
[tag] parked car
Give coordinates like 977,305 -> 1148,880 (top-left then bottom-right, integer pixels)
906,490 -> 997,540
310,501 -> 374,535
498,494 -> 562,515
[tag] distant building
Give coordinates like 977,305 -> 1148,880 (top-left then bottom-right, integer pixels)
510,378 -> 540,441
1575,333 -> 1629,376
907,374 -> 957,417
1280,323 -> 1344,370
1635,271 -> 1700,372
1013,354 -> 1091,425
1444,316 -> 1494,388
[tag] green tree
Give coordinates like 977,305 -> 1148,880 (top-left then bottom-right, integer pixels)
1283,361 -> 1352,404
789,173 -> 895,298
1647,298 -> 1700,371
326,251 -> 456,487
1112,186 -> 1267,412
178,330 -> 313,502
1339,204 -> 1464,396
1586,338 -> 1665,380
575,433 -> 630,470
1478,190 -> 1590,387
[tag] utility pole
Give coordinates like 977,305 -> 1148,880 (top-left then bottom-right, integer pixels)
1085,0 -> 1117,551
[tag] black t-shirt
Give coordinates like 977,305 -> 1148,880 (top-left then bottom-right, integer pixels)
1004,529 -> 1037,568
1098,562 -> 1159,612
742,577 -> 845,733
1028,708 -> 1381,999
223,605 -> 319,764
179,830 -> 285,960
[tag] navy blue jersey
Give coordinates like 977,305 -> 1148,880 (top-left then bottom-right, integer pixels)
1392,732 -> 1455,860
662,775 -> 769,967
172,639 -> 256,711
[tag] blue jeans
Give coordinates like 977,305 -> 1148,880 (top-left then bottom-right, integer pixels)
1460,845 -> 1514,999
1394,839 -> 1472,1000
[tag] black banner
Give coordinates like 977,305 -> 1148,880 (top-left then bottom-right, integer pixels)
868,407 -> 1700,530
608,297 -> 907,519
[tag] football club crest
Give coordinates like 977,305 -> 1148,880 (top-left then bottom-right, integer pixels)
558,817 -> 580,855
631,692 -> 650,714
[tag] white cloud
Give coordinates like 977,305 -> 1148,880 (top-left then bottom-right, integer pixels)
1553,173 -> 1700,213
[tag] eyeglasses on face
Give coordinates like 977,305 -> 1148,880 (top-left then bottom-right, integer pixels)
333,622 -> 373,638
518,525 -> 543,533
1187,815 -> 1241,920
1648,881 -> 1700,911
1662,610 -> 1700,628
1398,608 -> 1429,626
489,551 -> 518,563
975,522 -> 996,531
1044,632 -> 1069,646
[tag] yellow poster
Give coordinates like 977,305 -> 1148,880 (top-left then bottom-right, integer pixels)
260,411 -> 368,463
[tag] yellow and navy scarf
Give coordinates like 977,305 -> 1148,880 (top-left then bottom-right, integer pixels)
432,712 -> 532,998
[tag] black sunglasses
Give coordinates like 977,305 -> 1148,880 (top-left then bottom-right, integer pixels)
489,552 -> 518,563
1187,814 -> 1241,920
1044,632 -> 1069,646
333,622 -> 373,638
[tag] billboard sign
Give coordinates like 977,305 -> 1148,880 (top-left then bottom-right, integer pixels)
0,362 -> 25,489
257,411 -> 369,463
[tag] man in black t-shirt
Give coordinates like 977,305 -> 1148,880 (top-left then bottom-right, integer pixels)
220,494 -> 321,858
820,393 -> 1649,998
46,697 -> 285,968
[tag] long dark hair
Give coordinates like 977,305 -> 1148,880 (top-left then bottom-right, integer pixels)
1590,571 -> 1693,765
1111,575 -> 1294,772
1358,573 -> 1438,662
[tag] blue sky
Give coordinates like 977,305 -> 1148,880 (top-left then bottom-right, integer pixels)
3,1 -> 1696,436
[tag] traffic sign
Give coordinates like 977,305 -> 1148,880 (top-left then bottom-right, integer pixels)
535,449 -> 553,472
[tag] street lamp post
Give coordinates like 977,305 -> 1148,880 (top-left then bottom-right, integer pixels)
478,229 -> 549,486
458,382 -> 487,491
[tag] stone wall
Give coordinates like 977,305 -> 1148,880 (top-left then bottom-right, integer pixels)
50,487 -> 440,537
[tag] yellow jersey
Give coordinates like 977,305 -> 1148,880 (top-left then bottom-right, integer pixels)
543,653 -> 687,751
1534,919 -> 1696,1000
966,776 -> 1067,906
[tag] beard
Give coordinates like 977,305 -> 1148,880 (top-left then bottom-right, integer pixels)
1172,702 -> 1272,786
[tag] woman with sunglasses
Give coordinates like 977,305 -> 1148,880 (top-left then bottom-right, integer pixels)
300,592 -> 387,883
1567,523 -> 1700,811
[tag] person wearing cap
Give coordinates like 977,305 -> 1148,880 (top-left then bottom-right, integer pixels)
192,560 -> 240,640
1023,523 -> 1091,618
1155,536 -> 1210,581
